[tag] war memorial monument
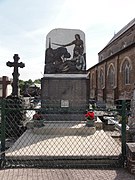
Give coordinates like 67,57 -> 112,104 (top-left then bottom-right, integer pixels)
4,31 -> 123,169
41,28 -> 89,121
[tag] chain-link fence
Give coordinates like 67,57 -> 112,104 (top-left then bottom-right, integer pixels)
0,98 -> 128,168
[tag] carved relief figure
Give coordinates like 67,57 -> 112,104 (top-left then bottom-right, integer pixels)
44,31 -> 86,74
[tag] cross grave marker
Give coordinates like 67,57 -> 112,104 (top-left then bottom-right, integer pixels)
0,76 -> 11,98
6,54 -> 25,96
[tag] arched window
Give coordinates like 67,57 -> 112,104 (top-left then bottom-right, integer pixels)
122,59 -> 131,85
99,69 -> 104,88
108,65 -> 115,88
91,72 -> 95,89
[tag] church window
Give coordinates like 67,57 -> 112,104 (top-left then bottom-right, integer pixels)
122,60 -> 131,85
108,65 -> 115,88
99,69 -> 104,88
91,72 -> 95,88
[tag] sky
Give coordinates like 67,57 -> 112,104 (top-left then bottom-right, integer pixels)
0,0 -> 135,81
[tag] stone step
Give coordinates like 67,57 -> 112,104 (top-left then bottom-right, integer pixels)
32,122 -> 96,136
43,114 -> 85,121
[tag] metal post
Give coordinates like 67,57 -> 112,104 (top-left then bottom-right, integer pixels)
121,100 -> 127,166
0,99 -> 6,168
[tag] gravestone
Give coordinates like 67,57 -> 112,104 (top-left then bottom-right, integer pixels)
41,29 -> 89,121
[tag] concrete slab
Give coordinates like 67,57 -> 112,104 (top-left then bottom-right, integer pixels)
6,129 -> 121,159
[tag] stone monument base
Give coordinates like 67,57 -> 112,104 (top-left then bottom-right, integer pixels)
41,74 -> 89,121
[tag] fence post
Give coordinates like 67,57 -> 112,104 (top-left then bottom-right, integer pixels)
0,99 -> 6,168
121,100 -> 127,167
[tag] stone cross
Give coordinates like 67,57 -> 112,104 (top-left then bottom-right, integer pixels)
6,54 -> 25,96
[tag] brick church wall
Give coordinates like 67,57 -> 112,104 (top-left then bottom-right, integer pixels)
88,19 -> 135,105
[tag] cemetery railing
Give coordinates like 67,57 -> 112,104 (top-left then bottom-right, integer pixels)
0,98 -> 129,168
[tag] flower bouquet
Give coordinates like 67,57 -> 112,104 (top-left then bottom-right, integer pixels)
85,111 -> 95,127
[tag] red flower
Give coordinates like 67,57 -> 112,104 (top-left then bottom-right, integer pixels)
85,111 -> 94,120
33,112 -> 43,120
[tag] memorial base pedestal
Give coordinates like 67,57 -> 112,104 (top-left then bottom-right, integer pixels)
41,74 -> 89,121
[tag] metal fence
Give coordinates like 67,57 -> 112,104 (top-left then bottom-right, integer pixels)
0,98 -> 128,168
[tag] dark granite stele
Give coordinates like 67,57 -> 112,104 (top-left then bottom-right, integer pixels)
41,73 -> 89,121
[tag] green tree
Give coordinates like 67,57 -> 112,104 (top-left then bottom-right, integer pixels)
34,79 -> 41,84
19,80 -> 25,94
26,79 -> 33,85
19,79 -> 41,96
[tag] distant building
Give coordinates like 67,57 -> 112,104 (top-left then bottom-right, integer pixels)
88,18 -> 135,107
0,76 -> 12,98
